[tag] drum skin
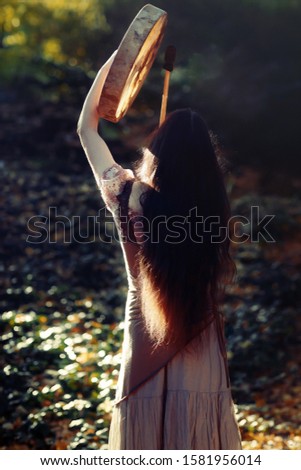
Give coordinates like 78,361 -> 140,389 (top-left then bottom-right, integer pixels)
97,4 -> 167,122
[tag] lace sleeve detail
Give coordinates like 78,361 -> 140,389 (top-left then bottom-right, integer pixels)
97,163 -> 135,213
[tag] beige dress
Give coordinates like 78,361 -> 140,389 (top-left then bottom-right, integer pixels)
98,163 -> 242,450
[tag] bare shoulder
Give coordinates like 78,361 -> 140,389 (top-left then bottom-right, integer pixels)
129,180 -> 150,214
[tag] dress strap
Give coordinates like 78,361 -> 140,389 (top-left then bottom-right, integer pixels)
216,314 -> 231,388
116,180 -> 137,244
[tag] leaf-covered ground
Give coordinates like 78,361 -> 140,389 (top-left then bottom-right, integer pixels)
0,101 -> 300,450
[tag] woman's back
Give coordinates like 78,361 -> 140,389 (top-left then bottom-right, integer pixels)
99,161 -> 241,450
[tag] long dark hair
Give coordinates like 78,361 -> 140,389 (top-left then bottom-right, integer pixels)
134,108 -> 235,347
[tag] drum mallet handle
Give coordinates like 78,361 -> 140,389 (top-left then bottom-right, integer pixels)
159,45 -> 176,126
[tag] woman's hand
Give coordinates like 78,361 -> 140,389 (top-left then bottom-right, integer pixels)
77,50 -> 118,182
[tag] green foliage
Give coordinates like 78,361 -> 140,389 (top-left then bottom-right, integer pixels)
0,307 -> 123,449
0,0 -> 111,83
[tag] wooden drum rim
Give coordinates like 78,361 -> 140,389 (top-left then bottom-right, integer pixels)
97,4 -> 167,122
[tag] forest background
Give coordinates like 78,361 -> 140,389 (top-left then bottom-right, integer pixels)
0,0 -> 301,450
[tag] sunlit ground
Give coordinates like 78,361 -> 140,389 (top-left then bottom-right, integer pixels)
1,149 -> 300,450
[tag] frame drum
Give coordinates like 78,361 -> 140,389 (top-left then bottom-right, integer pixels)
97,4 -> 167,122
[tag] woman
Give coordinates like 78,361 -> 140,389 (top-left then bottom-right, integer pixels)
77,51 -> 242,450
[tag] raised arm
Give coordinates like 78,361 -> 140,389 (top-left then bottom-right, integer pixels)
77,51 -> 117,181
